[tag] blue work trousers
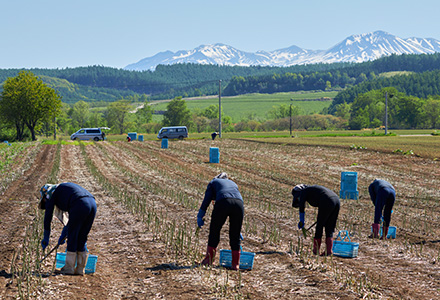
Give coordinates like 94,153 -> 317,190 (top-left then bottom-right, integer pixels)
67,196 -> 97,252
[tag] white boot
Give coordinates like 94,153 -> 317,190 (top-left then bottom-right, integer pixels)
74,251 -> 89,275
61,251 -> 77,275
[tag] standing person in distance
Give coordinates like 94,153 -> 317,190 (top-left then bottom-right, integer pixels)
368,179 -> 396,239
292,184 -> 340,256
39,182 -> 97,275
197,172 -> 244,270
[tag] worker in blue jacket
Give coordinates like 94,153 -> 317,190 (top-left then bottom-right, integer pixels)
368,179 -> 396,239
292,184 -> 340,256
39,182 -> 97,275
197,172 -> 244,270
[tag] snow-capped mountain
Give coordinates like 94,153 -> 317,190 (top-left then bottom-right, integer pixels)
124,31 -> 440,71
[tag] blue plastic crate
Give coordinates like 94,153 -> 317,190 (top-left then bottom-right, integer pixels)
127,132 -> 137,141
56,252 -> 98,274
332,230 -> 359,258
138,135 -> 144,142
340,172 -> 358,190
219,248 -> 255,270
379,226 -> 397,239
339,171 -> 359,200
161,138 -> 168,149
209,147 -> 220,163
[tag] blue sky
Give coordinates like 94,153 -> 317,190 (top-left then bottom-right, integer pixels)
1,0 -> 439,69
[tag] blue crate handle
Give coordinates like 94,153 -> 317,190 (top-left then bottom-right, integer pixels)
335,230 -> 351,242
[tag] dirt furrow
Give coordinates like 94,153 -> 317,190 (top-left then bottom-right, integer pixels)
0,144 -> 56,299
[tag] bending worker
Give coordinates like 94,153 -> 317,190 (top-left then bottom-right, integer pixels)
292,184 -> 340,256
368,179 -> 396,239
197,172 -> 244,270
39,182 -> 97,275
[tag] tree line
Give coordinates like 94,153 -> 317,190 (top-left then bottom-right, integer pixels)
329,70 -> 440,113
0,62 -> 354,102
2,53 -> 440,102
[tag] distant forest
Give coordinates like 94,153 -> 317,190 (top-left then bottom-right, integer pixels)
0,62 -> 353,103
1,53 -> 440,106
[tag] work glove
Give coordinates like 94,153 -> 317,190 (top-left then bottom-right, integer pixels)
197,209 -> 206,228
41,229 -> 50,250
298,212 -> 305,229
58,226 -> 68,245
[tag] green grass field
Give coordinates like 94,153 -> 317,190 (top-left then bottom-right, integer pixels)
247,134 -> 439,159
150,91 -> 337,122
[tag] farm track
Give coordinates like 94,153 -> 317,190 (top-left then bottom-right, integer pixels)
1,139 -> 440,299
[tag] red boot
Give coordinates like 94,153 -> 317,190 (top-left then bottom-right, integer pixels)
231,250 -> 240,270
381,226 -> 389,240
201,246 -> 216,266
312,238 -> 321,255
369,223 -> 380,238
321,237 -> 333,256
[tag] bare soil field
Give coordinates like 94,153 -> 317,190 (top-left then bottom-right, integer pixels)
1,138 -> 439,299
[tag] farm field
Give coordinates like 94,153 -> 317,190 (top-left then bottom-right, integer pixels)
150,91 -> 337,122
1,137 -> 440,299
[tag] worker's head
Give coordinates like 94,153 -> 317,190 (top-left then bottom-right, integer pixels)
291,184 -> 307,208
38,184 -> 58,209
214,172 -> 228,180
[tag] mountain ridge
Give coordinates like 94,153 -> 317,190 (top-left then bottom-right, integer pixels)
125,31 -> 440,71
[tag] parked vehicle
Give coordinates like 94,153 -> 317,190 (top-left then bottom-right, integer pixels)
157,126 -> 188,140
71,128 -> 106,141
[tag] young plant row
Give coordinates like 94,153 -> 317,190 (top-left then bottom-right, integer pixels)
80,143 -> 204,265
10,142 -> 61,299
0,142 -> 40,194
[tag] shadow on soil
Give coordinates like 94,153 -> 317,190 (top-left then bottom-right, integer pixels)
255,250 -> 285,255
146,263 -> 194,271
0,270 -> 12,279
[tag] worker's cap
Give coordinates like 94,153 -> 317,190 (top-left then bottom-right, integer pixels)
214,172 -> 228,180
39,184 -> 58,209
291,184 -> 307,208
291,184 -> 307,195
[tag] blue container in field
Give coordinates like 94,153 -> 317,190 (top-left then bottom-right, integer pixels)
161,138 -> 168,149
378,226 -> 397,239
56,252 -> 98,274
219,247 -> 255,270
128,132 -> 137,141
138,135 -> 144,142
339,171 -> 359,200
332,230 -> 359,258
209,147 -> 220,163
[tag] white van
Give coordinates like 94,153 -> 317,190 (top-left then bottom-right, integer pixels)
157,126 -> 188,140
71,128 -> 106,141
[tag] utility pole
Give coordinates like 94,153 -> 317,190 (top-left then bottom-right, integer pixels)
385,92 -> 388,135
290,98 -> 294,137
289,101 -> 292,137
219,80 -> 222,138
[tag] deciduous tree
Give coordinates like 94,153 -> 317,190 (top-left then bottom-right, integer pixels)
0,71 -> 62,141
163,97 -> 192,127
107,100 -> 131,134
